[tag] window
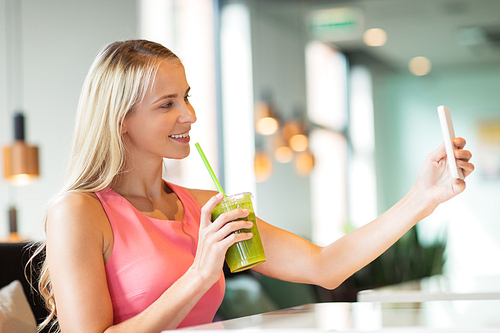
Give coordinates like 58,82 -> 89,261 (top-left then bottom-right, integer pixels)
139,0 -> 219,190
306,41 -> 377,245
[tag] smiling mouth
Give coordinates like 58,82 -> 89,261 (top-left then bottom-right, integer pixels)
169,132 -> 190,139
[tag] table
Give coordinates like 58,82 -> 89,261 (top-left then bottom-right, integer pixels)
170,300 -> 500,332
357,275 -> 500,303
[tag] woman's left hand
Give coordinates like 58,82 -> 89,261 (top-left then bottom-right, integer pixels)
414,137 -> 474,209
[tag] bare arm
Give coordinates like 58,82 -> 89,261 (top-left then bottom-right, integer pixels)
252,187 -> 426,289
252,138 -> 474,289
46,192 -> 252,333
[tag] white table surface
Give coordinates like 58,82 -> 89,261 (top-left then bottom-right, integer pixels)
358,275 -> 500,303
167,300 -> 500,332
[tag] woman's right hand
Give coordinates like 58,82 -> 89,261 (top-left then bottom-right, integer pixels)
188,192 -> 253,286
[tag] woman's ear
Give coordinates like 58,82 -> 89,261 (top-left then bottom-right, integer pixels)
120,120 -> 128,134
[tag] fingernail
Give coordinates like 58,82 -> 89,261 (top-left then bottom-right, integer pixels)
216,192 -> 224,199
242,209 -> 249,214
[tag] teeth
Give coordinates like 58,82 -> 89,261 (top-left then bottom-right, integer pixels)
169,132 -> 189,139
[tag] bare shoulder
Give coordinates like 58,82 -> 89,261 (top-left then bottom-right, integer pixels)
46,191 -> 108,244
49,191 -> 101,211
48,191 -> 104,224
45,191 -> 114,331
185,188 -> 219,207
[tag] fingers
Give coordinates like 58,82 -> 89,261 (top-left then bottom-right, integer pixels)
219,229 -> 253,249
211,218 -> 253,248
456,158 -> 475,178
453,137 -> 466,149
452,178 -> 467,195
219,218 -> 253,236
452,137 -> 474,178
429,137 -> 470,164
427,142 -> 446,162
212,208 -> 250,228
193,193 -> 254,282
200,192 -> 224,228
200,195 -> 253,243
454,148 -> 472,161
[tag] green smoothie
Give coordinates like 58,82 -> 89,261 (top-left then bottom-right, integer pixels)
211,192 -> 266,273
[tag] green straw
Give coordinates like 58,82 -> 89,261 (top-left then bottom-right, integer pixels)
195,142 -> 226,197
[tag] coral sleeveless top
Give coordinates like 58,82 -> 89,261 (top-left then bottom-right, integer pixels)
95,182 -> 225,328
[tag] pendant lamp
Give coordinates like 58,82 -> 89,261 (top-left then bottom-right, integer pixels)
3,113 -> 39,186
2,113 -> 39,241
2,0 -> 39,241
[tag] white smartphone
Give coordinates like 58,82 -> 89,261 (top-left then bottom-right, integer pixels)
437,105 -> 464,180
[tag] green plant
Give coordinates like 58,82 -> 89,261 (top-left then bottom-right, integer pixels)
352,226 -> 446,290
315,224 -> 447,302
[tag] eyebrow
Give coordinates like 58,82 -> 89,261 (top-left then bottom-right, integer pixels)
153,87 -> 191,104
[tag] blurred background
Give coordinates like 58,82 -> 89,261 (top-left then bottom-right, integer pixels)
1,0 -> 500,317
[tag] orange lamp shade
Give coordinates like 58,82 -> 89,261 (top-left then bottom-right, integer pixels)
3,141 -> 39,185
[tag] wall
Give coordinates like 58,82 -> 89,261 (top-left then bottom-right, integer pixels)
0,0 -> 138,240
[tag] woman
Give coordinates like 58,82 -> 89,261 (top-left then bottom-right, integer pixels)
38,39 -> 474,332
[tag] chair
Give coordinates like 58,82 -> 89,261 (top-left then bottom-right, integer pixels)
0,241 -> 50,331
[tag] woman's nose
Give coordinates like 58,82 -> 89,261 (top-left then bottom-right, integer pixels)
179,105 -> 196,124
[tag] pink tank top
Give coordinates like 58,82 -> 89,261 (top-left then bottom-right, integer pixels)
95,182 -> 225,328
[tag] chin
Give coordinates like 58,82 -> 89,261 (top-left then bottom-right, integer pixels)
165,148 -> 190,160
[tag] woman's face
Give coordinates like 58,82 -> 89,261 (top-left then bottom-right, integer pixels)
122,60 -> 196,163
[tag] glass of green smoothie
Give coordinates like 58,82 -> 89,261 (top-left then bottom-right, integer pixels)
211,192 -> 266,273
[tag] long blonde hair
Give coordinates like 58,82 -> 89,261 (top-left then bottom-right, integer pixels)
32,39 -> 180,332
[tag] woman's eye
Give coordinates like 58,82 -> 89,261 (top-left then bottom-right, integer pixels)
184,94 -> 191,102
161,102 -> 173,109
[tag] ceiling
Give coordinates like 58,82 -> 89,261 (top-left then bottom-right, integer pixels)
230,0 -> 500,71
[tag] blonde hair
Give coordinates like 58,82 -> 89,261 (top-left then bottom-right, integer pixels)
31,39 -> 180,332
